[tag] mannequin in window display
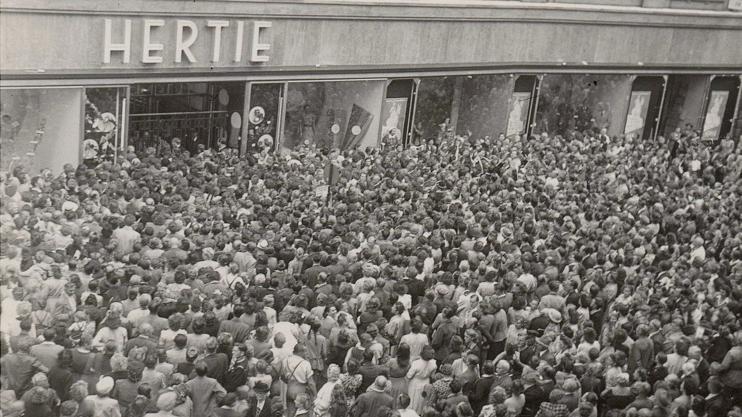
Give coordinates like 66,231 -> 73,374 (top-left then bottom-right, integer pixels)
98,135 -> 115,162
82,138 -> 100,168
301,105 -> 317,145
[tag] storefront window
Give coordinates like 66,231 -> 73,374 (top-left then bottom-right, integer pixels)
701,76 -> 740,142
1,88 -> 83,174
457,75 -> 515,139
535,74 -> 633,137
129,82 -> 245,155
246,83 -> 283,154
413,77 -> 455,140
660,75 -> 710,137
281,80 -> 385,152
84,87 -> 127,166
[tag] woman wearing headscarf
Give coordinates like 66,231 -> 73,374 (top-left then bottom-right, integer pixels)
143,390 -> 180,417
81,376 -> 122,417
313,364 -> 342,417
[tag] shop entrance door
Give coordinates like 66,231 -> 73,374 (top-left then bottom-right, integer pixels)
245,82 -> 285,155
383,79 -> 416,148
84,86 -> 129,165
507,75 -> 540,139
624,76 -> 667,141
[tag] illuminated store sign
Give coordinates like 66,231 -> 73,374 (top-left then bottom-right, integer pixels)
103,19 -> 272,65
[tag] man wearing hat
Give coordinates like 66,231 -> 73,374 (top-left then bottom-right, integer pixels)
351,375 -> 394,417
243,381 -> 271,417
521,371 -> 548,417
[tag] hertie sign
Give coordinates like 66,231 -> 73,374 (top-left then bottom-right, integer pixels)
103,18 -> 272,65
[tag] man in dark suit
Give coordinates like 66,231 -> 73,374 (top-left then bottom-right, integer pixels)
469,361 -> 495,414
247,382 -> 273,417
521,371 -> 548,417
358,348 -> 388,393
705,379 -> 728,417
202,337 -> 229,381
218,304 -> 252,343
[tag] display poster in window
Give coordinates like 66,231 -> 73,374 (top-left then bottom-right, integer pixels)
380,98 -> 407,144
701,91 -> 729,141
506,92 -> 532,138
624,91 -> 651,138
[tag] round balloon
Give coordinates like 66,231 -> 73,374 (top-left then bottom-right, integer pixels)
230,112 -> 242,129
351,125 -> 361,135
218,89 -> 230,106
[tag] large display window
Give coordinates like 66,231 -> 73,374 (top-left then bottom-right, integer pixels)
245,83 -> 284,154
535,74 -> 633,137
281,80 -> 385,152
1,88 -> 83,174
701,76 -> 740,142
83,87 -> 128,166
128,82 -> 245,155
659,75 -> 711,137
413,77 -> 455,141
457,74 -> 515,140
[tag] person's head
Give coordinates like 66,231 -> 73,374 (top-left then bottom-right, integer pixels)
195,361 -> 208,377
421,345 -> 435,361
43,328 -> 56,341
578,401 -> 594,417
449,379 -> 462,394
253,381 -> 270,401
274,332 -> 286,348
69,380 -> 89,402
294,393 -> 311,410
327,364 -> 341,382
174,334 -> 187,349
138,323 -> 154,338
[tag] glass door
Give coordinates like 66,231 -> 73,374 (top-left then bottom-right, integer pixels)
84,86 -> 129,165
245,82 -> 285,155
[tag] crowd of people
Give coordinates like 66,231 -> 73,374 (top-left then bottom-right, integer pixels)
0,121 -> 741,417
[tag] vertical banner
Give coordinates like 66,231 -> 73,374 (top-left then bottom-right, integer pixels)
507,92 -> 531,138
624,91 -> 651,138
702,91 -> 729,141
342,104 -> 373,150
380,97 -> 408,142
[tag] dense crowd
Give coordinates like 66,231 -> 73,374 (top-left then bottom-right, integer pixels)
1,123 -> 741,417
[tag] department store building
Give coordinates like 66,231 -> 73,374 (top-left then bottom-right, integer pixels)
1,0 -> 741,172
